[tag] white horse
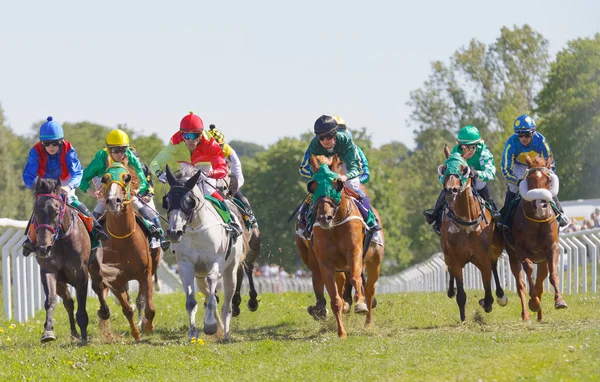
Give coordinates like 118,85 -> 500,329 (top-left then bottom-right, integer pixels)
164,163 -> 247,341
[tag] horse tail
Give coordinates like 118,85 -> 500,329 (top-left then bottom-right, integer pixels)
98,261 -> 121,286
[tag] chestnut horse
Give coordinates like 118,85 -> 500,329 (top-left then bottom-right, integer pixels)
30,178 -> 117,342
88,162 -> 156,340
306,154 -> 383,338
439,146 -> 507,321
505,155 -> 567,321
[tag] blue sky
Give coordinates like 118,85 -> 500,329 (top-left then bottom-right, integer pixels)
1,0 -> 598,149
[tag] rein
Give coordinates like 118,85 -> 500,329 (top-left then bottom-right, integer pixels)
521,200 -> 558,224
444,178 -> 487,227
313,193 -> 357,229
33,193 -> 74,244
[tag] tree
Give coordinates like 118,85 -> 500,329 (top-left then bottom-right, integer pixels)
229,140 -> 266,158
536,34 -> 600,199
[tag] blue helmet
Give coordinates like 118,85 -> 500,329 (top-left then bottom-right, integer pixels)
39,116 -> 64,141
513,114 -> 536,133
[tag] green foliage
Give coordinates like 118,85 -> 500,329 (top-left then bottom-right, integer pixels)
536,34 -> 600,199
0,292 -> 598,380
229,140 -> 266,158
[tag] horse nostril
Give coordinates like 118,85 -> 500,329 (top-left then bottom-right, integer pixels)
116,198 -> 123,205
326,215 -> 333,222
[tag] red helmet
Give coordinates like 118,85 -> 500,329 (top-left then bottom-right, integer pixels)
180,111 -> 204,132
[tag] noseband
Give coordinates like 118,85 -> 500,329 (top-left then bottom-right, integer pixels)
167,179 -> 206,230
521,167 -> 557,224
33,193 -> 73,247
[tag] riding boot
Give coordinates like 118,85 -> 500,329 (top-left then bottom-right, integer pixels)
75,202 -> 109,241
478,186 -> 501,221
552,196 -> 571,228
22,215 -> 36,257
424,190 -> 445,225
139,206 -> 162,239
498,190 -> 517,231
235,191 -> 259,228
151,216 -> 171,251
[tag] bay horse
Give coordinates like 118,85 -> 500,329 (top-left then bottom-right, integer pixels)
307,154 -> 383,338
505,155 -> 567,321
164,163 -> 247,341
30,178 -> 118,342
216,173 -> 261,317
88,162 -> 155,341
439,146 -> 507,322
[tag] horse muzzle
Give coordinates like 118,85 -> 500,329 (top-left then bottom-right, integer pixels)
36,245 -> 52,258
166,229 -> 184,243
317,214 -> 334,229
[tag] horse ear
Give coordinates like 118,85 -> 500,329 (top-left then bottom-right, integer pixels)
546,155 -> 554,169
438,164 -> 447,177
525,156 -> 533,167
185,168 -> 203,189
54,177 -> 62,193
333,178 -> 344,192
307,180 -> 317,194
101,174 -> 109,184
444,144 -> 451,159
460,164 -> 470,177
123,174 -> 132,184
165,165 -> 176,185
331,154 -> 340,173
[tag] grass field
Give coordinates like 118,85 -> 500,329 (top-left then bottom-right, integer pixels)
0,291 -> 598,381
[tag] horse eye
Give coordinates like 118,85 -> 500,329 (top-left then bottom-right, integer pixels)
181,195 -> 196,211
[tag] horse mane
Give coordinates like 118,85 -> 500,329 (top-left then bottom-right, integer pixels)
528,156 -> 547,168
311,154 -> 370,197
33,178 -> 61,196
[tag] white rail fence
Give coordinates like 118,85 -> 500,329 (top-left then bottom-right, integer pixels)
2,219 -> 599,323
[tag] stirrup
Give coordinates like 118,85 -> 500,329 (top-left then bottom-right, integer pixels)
160,238 -> 171,251
22,240 -> 36,257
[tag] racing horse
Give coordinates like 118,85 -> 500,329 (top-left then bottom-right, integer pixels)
439,146 -> 507,321
30,177 -> 118,342
505,155 -> 567,321
164,163 -> 248,341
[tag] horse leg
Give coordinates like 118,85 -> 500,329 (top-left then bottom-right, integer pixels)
74,273 -> 90,342
135,291 -> 145,329
56,281 -> 79,339
231,263 -> 243,317
141,272 -> 156,334
451,265 -> 467,322
534,262 -> 549,322
548,245 -> 568,310
114,287 -> 141,341
245,263 -> 259,312
350,250 -> 367,314
447,272 -> 456,299
474,259 -> 494,313
40,272 -> 58,343
221,262 -> 239,341
522,259 -> 540,313
509,254 -> 530,321
307,250 -> 327,320
320,264 -> 347,338
337,271 -> 351,313
492,260 -> 508,306
179,262 -> 199,341
364,261 -> 381,326
203,263 -> 220,336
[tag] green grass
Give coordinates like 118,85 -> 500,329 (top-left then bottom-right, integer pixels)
0,291 -> 598,381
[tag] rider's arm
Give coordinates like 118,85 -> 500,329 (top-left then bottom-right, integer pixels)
477,146 -> 496,182
207,141 -> 228,179
126,149 -> 149,195
339,134 -> 361,180
356,146 -> 370,184
22,147 -> 40,189
79,150 -> 108,193
65,148 -> 84,190
501,139 -> 518,185
149,142 -> 178,176
299,148 -> 312,181
539,135 -> 556,173
228,149 -> 245,190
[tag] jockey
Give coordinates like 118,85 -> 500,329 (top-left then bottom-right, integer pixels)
499,114 -> 570,228
298,114 -> 382,242
21,116 -> 108,256
79,129 -> 170,251
149,111 -> 242,237
424,125 -> 500,235
206,124 -> 258,228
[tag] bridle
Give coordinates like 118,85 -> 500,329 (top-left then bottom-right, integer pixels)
521,166 -> 557,224
103,165 -> 135,239
166,179 -> 206,231
444,174 -> 486,227
313,193 -> 354,229
33,192 -> 73,251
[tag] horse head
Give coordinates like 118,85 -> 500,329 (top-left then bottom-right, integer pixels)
101,162 -> 134,213
164,163 -> 204,242
307,155 -> 344,229
32,177 -> 68,257
439,148 -> 472,207
520,155 -> 559,219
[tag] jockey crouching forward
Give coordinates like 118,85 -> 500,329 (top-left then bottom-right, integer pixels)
79,129 -> 170,251
498,114 -> 570,230
21,116 -> 108,256
150,111 -> 243,238
298,114 -> 382,243
207,124 -> 258,228
424,125 -> 500,235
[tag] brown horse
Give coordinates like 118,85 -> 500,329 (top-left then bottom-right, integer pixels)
306,154 -> 383,338
88,162 -> 155,340
439,146 -> 506,321
505,155 -> 567,321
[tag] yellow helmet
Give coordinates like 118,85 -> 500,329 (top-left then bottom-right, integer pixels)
106,129 -> 130,147
332,115 -> 347,129
208,124 -> 225,145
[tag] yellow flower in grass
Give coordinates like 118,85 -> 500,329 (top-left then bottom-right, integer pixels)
9,324 -> 16,329
0,328 -> 4,333
196,338 -> 205,345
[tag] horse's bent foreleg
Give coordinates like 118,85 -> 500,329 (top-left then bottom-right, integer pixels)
337,272 -> 351,313
56,280 -> 79,339
41,272 -> 58,343
245,262 -> 259,312
534,262 -> 549,321
307,248 -> 327,320
114,287 -> 141,341
232,263 -> 244,317
492,260 -> 508,306
509,254 -> 529,321
548,244 -> 568,310
447,272 -> 456,299
522,259 -> 540,313
320,263 -> 346,338
474,258 -> 494,313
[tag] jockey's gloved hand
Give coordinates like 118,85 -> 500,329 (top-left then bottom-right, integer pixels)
60,185 -> 72,194
156,170 -> 168,184
469,166 -> 479,179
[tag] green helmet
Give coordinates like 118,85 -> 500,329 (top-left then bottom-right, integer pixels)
457,125 -> 481,144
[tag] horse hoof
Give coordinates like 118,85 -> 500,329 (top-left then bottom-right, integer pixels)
188,328 -> 199,341
342,302 -> 350,314
448,288 -> 456,299
496,295 -> 508,307
307,305 -> 327,320
232,305 -> 241,317
354,302 -> 368,314
41,331 -> 56,343
372,298 -> 377,309
247,298 -> 259,312
204,323 -> 218,336
528,299 -> 541,313
555,300 -> 568,309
